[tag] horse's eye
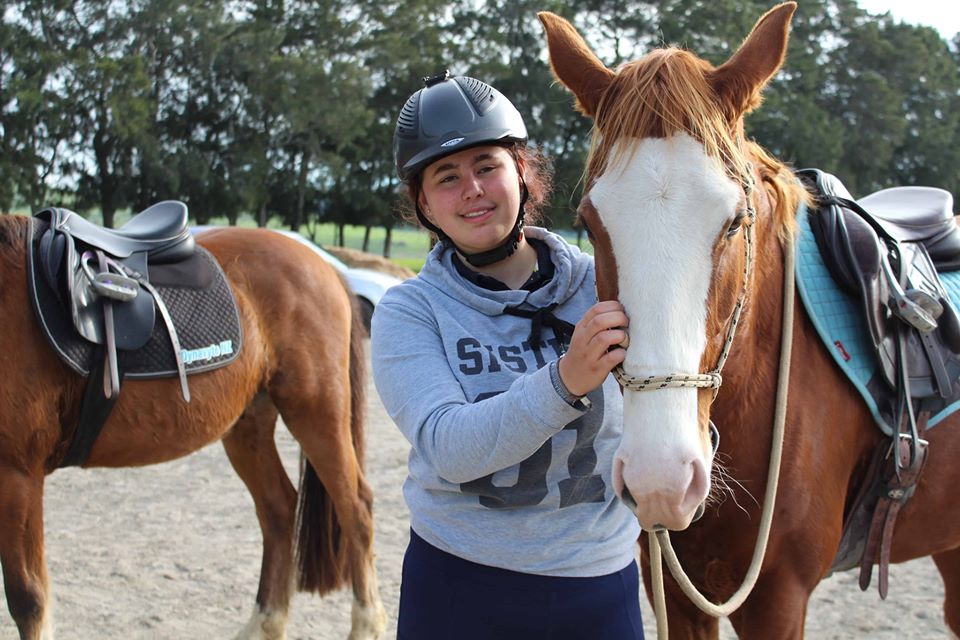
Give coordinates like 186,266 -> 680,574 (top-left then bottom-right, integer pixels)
580,219 -> 595,241
725,214 -> 744,239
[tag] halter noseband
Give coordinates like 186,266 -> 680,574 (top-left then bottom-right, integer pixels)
613,170 -> 757,397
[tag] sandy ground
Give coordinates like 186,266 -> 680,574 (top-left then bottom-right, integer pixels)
0,349 -> 950,640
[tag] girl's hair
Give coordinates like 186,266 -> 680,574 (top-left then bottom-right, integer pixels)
398,143 -> 553,228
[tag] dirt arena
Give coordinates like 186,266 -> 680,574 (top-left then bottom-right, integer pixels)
0,349 -> 948,639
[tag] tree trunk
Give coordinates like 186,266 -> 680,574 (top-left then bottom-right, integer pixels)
258,201 -> 268,227
383,226 -> 393,258
576,227 -> 584,248
362,225 -> 372,252
293,149 -> 310,231
338,223 -> 345,247
93,97 -> 117,228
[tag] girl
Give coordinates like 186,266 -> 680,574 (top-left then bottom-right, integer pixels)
371,71 -> 643,640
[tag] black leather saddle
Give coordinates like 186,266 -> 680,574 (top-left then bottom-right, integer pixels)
801,168 -> 960,598
800,168 -> 960,401
26,203 -> 240,468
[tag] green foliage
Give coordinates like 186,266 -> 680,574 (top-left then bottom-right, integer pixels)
2,0 -> 957,257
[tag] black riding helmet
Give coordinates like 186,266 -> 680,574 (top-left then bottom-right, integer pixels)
393,71 -> 530,267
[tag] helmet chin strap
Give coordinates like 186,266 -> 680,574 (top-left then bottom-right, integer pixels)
417,181 -> 530,268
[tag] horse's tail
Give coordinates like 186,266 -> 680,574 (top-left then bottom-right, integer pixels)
294,290 -> 371,594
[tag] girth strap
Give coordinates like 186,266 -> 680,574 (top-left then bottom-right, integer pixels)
61,354 -> 122,467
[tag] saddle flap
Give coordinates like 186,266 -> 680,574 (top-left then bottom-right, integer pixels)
67,248 -> 156,350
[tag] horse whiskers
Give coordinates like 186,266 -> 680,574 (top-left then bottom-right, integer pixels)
708,454 -> 758,518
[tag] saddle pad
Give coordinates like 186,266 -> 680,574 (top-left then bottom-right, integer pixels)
795,204 -> 960,435
27,218 -> 243,379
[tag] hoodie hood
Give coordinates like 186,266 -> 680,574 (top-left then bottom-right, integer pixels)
417,227 -> 592,316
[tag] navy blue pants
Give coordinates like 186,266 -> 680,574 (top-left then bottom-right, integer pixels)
397,530 -> 644,640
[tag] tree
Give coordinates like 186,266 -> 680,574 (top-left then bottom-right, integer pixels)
1,5 -> 72,213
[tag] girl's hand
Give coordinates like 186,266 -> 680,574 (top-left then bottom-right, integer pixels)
557,300 -> 628,397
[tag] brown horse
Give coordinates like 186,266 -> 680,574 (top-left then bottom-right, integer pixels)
0,219 -> 386,640
541,3 -> 960,638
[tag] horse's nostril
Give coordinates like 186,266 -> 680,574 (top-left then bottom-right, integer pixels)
621,486 -> 638,510
693,502 -> 706,522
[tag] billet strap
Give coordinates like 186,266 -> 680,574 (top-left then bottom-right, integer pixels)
858,417 -> 929,599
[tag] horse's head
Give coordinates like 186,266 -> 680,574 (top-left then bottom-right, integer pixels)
540,3 -> 796,531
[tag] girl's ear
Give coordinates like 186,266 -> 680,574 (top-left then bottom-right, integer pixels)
417,188 -> 435,223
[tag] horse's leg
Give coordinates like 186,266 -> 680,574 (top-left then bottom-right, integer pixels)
659,591 -> 720,640
0,466 -> 53,640
221,392 -> 296,640
726,568 -> 810,640
273,386 -> 385,640
933,547 -> 960,638
639,545 -> 720,640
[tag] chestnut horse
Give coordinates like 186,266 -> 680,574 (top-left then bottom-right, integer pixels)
541,3 -> 960,638
0,219 -> 386,640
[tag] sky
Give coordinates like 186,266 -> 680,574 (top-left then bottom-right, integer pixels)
857,0 -> 960,39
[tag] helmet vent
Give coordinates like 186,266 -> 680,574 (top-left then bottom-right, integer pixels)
397,93 -> 420,136
456,76 -> 496,114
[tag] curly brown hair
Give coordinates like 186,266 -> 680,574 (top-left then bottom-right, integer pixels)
398,143 -> 554,229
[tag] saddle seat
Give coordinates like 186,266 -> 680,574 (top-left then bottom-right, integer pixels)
859,187 -> 960,270
52,201 -> 194,263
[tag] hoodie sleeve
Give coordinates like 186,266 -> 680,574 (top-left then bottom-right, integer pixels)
370,293 -> 588,484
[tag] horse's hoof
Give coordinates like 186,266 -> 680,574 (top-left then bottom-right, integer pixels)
347,599 -> 387,640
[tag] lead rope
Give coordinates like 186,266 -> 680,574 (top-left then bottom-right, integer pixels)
649,228 -> 795,636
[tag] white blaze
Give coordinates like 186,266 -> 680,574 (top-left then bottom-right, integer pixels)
591,134 -> 740,529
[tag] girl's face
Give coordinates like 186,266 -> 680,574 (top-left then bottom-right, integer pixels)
418,145 -> 525,255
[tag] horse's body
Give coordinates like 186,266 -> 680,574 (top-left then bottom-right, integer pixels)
0,217 -> 386,640
541,4 -> 960,637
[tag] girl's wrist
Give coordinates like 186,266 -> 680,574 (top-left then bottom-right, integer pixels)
551,358 -> 591,410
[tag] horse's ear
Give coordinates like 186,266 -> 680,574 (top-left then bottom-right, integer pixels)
709,2 -> 797,122
538,11 -> 614,118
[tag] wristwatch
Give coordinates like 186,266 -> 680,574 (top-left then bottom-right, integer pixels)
549,359 -> 592,410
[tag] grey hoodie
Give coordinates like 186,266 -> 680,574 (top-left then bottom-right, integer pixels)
370,227 -> 639,577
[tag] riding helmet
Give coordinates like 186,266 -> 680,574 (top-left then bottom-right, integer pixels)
393,71 -> 528,182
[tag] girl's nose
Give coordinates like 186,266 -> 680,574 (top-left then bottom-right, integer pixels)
463,175 -> 484,198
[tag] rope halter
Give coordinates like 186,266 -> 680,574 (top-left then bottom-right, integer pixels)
613,169 -> 757,396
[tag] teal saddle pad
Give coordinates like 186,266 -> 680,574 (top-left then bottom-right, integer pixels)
795,204 -> 960,435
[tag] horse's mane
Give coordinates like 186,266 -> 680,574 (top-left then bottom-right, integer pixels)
586,47 -> 807,238
0,214 -> 27,260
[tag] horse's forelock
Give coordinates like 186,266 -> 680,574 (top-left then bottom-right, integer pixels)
583,47 -> 809,239
586,48 -> 747,192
